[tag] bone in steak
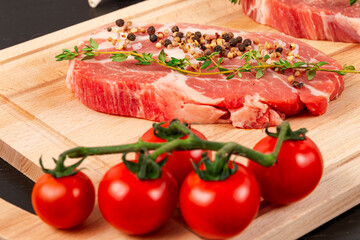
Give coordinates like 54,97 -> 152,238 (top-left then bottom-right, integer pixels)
241,0 -> 360,43
66,23 -> 344,128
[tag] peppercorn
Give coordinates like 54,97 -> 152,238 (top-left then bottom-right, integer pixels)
147,26 -> 156,35
149,34 -> 158,42
107,27 -> 112,32
292,81 -> 304,89
200,44 -> 206,50
214,45 -> 223,53
228,32 -> 234,39
127,33 -> 136,41
204,49 -> 212,55
224,42 -> 231,49
164,39 -> 172,47
238,43 -> 246,52
194,31 -> 202,38
171,25 -> 179,33
176,32 -> 184,38
243,39 -> 252,46
222,33 -> 231,42
236,36 -> 243,43
192,35 -> 200,42
115,19 -> 125,27
275,47 -> 283,53
229,38 -> 237,47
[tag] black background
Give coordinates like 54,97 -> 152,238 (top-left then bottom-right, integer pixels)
0,0 -> 359,239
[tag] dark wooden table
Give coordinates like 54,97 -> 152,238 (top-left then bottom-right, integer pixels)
0,0 -> 359,239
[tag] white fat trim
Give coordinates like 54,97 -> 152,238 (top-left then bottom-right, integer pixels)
303,84 -> 330,100
154,71 -> 224,105
66,60 -> 75,89
246,0 -> 269,24
320,11 -> 332,40
334,13 -> 360,36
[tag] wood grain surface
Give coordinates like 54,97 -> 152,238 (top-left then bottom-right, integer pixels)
1,0 -> 360,239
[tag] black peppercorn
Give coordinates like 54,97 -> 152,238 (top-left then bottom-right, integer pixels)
229,38 -> 237,47
147,26 -> 155,35
149,34 -> 158,42
171,25 -> 179,33
228,32 -> 234,39
275,47 -> 283,53
204,49 -> 212,55
222,33 -> 231,42
194,31 -> 202,38
200,44 -> 206,50
238,43 -> 246,52
214,45 -> 223,53
243,39 -> 252,47
292,81 -> 304,89
115,19 -> 125,27
164,39 -> 172,47
176,32 -> 184,38
107,27 -> 112,32
127,33 -> 136,41
236,36 -> 243,43
192,35 -> 200,42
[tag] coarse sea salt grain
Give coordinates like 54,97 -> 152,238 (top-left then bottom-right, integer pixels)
132,42 -> 143,50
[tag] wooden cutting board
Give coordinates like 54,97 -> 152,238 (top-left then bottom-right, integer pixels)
1,0 -> 360,239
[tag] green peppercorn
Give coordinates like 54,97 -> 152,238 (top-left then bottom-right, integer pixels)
222,33 -> 231,42
275,47 -> 283,53
243,39 -> 252,46
115,19 -> 125,27
194,31 -> 202,38
229,38 -> 237,47
214,45 -> 223,53
238,43 -> 246,52
149,34 -> 158,42
107,27 -> 112,32
164,39 -> 172,47
127,33 -> 136,41
236,36 -> 243,43
147,26 -> 155,35
171,25 -> 179,33
176,32 -> 184,38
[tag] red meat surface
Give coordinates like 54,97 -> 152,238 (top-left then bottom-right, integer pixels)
242,0 -> 360,43
66,23 -> 344,128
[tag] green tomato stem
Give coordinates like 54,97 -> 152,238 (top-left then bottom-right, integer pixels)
57,121 -> 291,168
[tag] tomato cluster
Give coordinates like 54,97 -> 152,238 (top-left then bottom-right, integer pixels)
32,122 -> 323,239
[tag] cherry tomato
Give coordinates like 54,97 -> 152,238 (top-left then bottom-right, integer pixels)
179,164 -> 260,239
248,136 -> 323,205
138,123 -> 208,185
31,171 -> 95,229
98,162 -> 178,235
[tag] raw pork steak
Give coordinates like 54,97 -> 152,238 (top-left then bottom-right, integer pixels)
242,0 -> 360,42
66,22 -> 344,128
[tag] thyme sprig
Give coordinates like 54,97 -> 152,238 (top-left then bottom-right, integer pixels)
55,38 -> 360,81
